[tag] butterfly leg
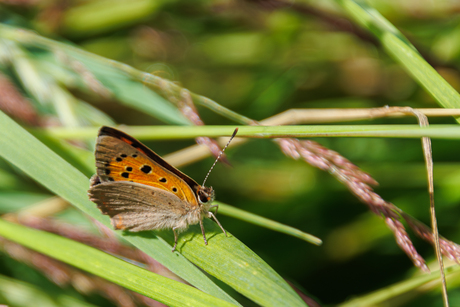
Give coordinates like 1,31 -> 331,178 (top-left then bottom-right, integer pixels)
172,227 -> 179,252
208,212 -> 227,237
209,204 -> 219,216
199,219 -> 208,245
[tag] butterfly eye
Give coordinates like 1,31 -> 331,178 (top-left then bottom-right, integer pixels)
198,187 -> 214,204
198,192 -> 209,203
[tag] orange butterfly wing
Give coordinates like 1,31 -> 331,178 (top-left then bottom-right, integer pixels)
94,126 -> 200,208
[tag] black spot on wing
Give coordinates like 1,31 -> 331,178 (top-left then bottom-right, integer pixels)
140,165 -> 152,174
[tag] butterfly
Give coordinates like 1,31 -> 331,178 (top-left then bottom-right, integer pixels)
88,126 -> 236,252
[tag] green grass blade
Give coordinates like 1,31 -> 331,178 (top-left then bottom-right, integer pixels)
216,202 -> 322,245
0,219 -> 237,307
32,131 -> 95,177
86,63 -> 190,125
336,0 -> 460,114
0,112 -> 307,306
32,125 -> 460,140
158,219 -> 307,307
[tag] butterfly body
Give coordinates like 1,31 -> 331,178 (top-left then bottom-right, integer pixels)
88,126 -> 225,251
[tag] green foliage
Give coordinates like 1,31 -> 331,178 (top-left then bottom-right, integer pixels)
1,0 -> 460,306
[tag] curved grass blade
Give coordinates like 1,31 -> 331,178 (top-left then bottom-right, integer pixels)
0,219 -> 237,307
0,112 -> 307,307
157,220 -> 307,307
336,0 -> 460,116
215,201 -> 322,246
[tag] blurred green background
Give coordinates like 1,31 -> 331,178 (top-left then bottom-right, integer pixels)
1,0 -> 460,306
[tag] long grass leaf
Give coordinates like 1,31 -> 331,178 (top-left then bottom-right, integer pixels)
216,202 -> 322,245
31,125 -> 460,140
0,219 -> 237,307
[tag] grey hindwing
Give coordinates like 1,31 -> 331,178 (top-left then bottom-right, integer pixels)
88,181 -> 197,231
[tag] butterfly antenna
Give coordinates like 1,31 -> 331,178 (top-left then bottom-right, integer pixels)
202,128 -> 238,187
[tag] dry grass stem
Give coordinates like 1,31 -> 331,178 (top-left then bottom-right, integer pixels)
262,108 -> 460,125
164,104 -> 455,275
402,214 -> 460,264
384,107 -> 447,305
164,107 -> 459,168
54,50 -> 112,99
178,89 -> 230,165
276,137 -> 429,271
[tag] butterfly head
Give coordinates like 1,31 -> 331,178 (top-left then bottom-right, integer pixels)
197,186 -> 215,205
